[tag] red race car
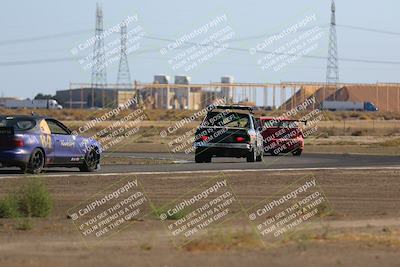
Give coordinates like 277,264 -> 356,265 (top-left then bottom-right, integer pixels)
259,117 -> 305,156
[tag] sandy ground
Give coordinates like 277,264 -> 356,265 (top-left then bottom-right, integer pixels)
102,139 -> 400,156
0,169 -> 399,267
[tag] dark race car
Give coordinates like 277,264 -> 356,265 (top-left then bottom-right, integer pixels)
260,117 -> 305,156
193,106 -> 263,163
0,115 -> 101,174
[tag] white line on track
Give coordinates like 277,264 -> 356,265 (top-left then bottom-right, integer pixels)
0,166 -> 399,179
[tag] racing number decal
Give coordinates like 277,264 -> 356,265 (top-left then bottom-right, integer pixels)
39,119 -> 51,135
40,135 -> 52,149
39,120 -> 53,149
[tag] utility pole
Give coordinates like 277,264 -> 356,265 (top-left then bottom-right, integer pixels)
326,0 -> 340,101
117,22 -> 132,86
91,3 -> 107,108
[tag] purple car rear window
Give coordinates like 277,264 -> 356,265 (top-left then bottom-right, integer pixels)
0,118 -> 36,131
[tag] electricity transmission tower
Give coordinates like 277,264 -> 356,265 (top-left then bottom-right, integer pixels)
326,0 -> 340,100
91,3 -> 107,107
117,22 -> 132,86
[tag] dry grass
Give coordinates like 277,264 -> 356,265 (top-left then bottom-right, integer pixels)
3,108 -> 398,138
182,228 -> 263,252
379,138 -> 400,147
181,225 -> 400,252
331,232 -> 400,247
64,121 -> 399,140
281,226 -> 400,248
139,243 -> 153,251
2,108 -> 400,121
0,108 -> 208,122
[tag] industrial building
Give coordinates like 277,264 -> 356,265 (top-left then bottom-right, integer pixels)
141,75 -> 236,110
55,87 -> 136,109
59,80 -> 400,112
281,84 -> 400,112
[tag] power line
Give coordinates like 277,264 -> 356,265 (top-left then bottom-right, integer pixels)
338,24 -> 400,36
1,22 -> 398,48
123,55 -> 400,70
1,38 -> 400,67
0,22 -> 399,48
2,25 -> 400,67
0,30 -> 92,46
0,48 -> 162,66
137,34 -> 400,66
0,57 -> 79,66
2,53 -> 400,69
226,24 -> 330,43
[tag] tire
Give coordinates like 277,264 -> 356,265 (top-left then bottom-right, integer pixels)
292,149 -> 303,156
246,148 -> 256,162
195,154 -> 203,163
195,153 -> 211,163
25,148 -> 45,174
80,148 -> 100,172
204,156 -> 212,163
256,152 -> 262,162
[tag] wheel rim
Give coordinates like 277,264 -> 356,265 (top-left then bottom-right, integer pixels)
86,150 -> 98,168
32,151 -> 44,169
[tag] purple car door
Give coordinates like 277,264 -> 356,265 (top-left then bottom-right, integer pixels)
45,119 -> 81,165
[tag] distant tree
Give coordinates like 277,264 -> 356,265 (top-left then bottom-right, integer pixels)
34,93 -> 54,100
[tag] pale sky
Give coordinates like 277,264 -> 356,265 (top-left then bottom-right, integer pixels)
0,0 -> 399,98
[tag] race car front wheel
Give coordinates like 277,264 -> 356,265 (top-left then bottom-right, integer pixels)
292,149 -> 303,156
80,148 -> 100,172
23,148 -> 45,174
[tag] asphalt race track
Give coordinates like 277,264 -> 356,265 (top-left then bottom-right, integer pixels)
0,152 -> 399,177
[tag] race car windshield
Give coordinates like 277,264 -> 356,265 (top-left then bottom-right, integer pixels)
203,112 -> 250,128
0,118 -> 36,131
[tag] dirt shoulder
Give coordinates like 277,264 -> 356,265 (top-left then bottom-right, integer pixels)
0,169 -> 399,267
